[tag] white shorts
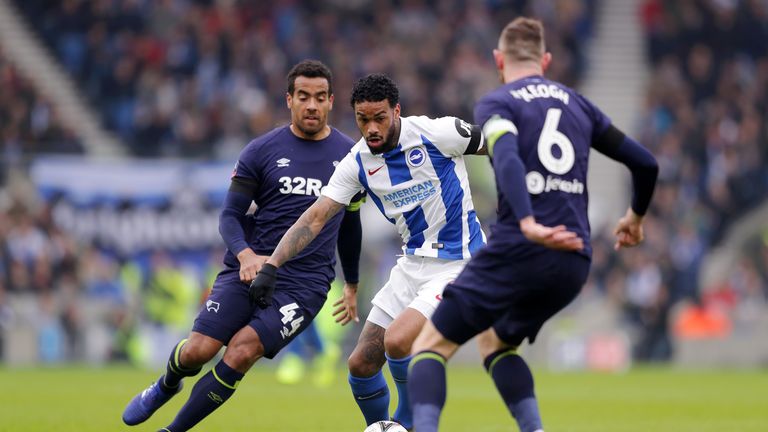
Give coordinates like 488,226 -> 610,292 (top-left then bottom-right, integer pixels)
367,255 -> 469,329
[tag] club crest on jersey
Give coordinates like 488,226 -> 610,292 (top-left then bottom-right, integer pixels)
276,158 -> 290,168
206,300 -> 220,313
406,148 -> 425,167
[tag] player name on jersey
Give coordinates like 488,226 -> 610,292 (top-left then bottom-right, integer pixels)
509,83 -> 570,105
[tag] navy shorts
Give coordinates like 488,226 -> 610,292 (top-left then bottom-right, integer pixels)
432,247 -> 590,347
192,267 -> 329,359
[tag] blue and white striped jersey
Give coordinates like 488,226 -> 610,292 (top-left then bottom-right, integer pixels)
322,115 -> 486,260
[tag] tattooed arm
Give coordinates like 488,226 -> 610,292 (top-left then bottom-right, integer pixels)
266,196 -> 346,267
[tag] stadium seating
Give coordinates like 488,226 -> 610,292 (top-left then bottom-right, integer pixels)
0,47 -> 82,161
13,0 -> 596,158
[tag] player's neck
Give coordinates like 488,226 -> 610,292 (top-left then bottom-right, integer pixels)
502,64 -> 543,84
392,117 -> 401,146
290,124 -> 331,141
385,117 -> 402,153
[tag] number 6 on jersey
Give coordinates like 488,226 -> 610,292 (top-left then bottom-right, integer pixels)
537,108 -> 574,175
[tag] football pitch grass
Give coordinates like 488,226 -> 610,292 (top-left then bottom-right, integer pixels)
0,365 -> 765,431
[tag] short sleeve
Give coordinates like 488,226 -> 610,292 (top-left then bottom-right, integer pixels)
425,116 -> 484,157
321,151 -> 363,206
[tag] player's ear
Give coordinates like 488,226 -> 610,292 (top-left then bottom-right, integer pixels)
393,103 -> 401,118
541,52 -> 552,73
493,49 -> 504,72
286,92 -> 292,109
328,94 -> 334,110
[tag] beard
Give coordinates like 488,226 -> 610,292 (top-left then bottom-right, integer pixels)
294,120 -> 324,138
292,110 -> 328,138
368,121 -> 399,154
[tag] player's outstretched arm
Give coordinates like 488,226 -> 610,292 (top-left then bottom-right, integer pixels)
267,196 -> 346,268
592,125 -> 659,218
249,196 -> 346,308
591,125 -> 658,251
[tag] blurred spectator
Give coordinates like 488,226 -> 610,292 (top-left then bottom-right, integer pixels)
0,48 -> 82,162
36,292 -> 66,363
142,250 -> 199,331
4,203 -> 51,293
81,246 -> 126,304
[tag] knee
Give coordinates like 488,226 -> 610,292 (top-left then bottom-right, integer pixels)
347,347 -> 383,377
476,338 -> 496,360
383,329 -> 412,359
227,339 -> 264,371
180,340 -> 219,368
223,333 -> 265,373
410,322 -> 459,360
476,329 -> 511,360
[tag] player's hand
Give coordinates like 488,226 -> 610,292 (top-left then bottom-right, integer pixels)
248,263 -> 277,309
237,248 -> 268,283
519,216 -> 584,251
613,208 -> 644,250
332,283 -> 359,326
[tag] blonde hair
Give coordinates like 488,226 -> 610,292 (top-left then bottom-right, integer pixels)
499,17 -> 545,63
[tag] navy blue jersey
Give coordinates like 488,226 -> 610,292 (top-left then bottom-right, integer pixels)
223,126 -> 355,282
474,75 -> 611,257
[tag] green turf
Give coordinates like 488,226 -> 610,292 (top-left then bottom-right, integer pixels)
0,365 -> 765,431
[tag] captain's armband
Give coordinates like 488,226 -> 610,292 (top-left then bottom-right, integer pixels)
345,191 -> 367,212
482,115 -> 518,156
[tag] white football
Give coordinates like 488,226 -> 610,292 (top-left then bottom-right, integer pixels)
363,420 -> 408,432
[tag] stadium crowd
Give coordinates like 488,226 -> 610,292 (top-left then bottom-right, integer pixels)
15,0 -> 595,157
1,0 -> 766,364
0,48 -> 82,167
586,0 -> 768,360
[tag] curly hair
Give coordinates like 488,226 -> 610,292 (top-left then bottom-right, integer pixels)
287,59 -> 333,95
350,73 -> 399,108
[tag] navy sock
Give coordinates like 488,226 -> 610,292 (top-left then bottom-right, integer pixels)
348,371 -> 390,425
484,349 -> 543,432
386,354 -> 412,428
408,351 -> 447,432
161,339 -> 202,392
164,360 -> 244,432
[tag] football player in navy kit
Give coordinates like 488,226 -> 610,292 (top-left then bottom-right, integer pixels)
122,60 -> 364,432
408,18 -> 659,432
